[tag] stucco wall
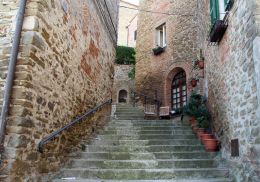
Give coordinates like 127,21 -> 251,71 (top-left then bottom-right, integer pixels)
117,0 -> 138,46
127,15 -> 138,47
0,0 -> 118,181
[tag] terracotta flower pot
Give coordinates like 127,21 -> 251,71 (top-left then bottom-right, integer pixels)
189,117 -> 196,125
191,125 -> 198,134
197,60 -> 204,69
204,139 -> 219,152
201,134 -> 214,144
196,128 -> 206,139
190,79 -> 197,87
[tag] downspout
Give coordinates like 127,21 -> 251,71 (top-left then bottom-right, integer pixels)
0,0 -> 27,146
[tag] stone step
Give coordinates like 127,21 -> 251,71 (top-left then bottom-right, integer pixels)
105,126 -> 191,130
110,120 -> 186,124
69,151 -> 218,160
98,134 -> 196,140
84,145 -> 205,152
58,168 -> 230,180
101,130 -> 193,135
108,122 -> 189,127
53,179 -> 233,182
68,159 -> 218,169
90,139 -> 201,146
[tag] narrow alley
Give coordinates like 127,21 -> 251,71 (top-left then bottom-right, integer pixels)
0,0 -> 259,181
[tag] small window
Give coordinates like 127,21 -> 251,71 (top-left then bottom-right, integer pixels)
134,30 -> 137,41
156,24 -> 166,47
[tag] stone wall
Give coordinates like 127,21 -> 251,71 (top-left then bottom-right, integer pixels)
112,64 -> 134,104
0,0 -> 118,181
196,0 -> 260,181
136,0 -> 200,107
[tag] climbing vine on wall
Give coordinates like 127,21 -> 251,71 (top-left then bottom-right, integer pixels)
115,46 -> 136,79
115,46 -> 136,65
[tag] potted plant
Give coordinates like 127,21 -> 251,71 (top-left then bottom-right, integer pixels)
196,116 -> 210,140
190,77 -> 199,87
196,58 -> 204,69
204,138 -> 219,152
152,46 -> 165,55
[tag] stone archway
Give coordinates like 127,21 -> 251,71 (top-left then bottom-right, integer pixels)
162,62 -> 192,107
118,90 -> 128,103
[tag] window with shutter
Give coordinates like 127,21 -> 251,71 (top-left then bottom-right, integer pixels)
210,0 -> 219,25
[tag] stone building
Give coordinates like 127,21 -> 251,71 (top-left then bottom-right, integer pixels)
117,0 -> 138,47
196,0 -> 260,181
136,0 -> 260,181
136,0 -> 199,109
0,0 -> 118,181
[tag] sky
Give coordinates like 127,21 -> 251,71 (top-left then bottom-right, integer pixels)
124,0 -> 139,5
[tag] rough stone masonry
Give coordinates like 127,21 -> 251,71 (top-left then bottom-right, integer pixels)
196,0 -> 260,181
0,0 -> 119,181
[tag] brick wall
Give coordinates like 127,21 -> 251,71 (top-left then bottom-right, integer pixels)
136,0 -> 200,107
0,0 -> 118,181
197,0 -> 260,180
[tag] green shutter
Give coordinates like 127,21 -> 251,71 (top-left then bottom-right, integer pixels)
210,0 -> 220,25
224,0 -> 229,10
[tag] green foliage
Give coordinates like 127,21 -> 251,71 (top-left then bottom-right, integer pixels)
183,92 -> 203,116
184,91 -> 211,129
128,66 -> 135,80
115,46 -> 136,65
196,116 -> 210,129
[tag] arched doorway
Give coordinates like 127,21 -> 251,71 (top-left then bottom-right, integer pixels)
118,90 -> 128,103
171,70 -> 187,110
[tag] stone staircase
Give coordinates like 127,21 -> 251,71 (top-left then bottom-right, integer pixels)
53,104 -> 232,182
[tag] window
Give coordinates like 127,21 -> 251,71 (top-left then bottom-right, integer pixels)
156,24 -> 166,47
210,0 -> 229,25
134,30 -> 137,41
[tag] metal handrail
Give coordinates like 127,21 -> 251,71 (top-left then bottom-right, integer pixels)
37,99 -> 112,153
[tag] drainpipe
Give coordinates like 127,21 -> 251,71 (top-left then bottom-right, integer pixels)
0,0 -> 27,146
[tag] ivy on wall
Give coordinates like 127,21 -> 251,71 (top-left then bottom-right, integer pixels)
115,46 -> 136,65
115,46 -> 136,79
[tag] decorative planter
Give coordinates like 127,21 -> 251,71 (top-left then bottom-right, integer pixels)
152,46 -> 165,55
196,128 -> 206,139
204,139 -> 219,152
197,60 -> 204,69
190,79 -> 197,87
209,20 -> 228,43
201,134 -> 214,144
191,125 -> 198,134
189,117 -> 196,125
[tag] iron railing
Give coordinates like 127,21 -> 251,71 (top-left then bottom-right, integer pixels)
37,99 -> 112,153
